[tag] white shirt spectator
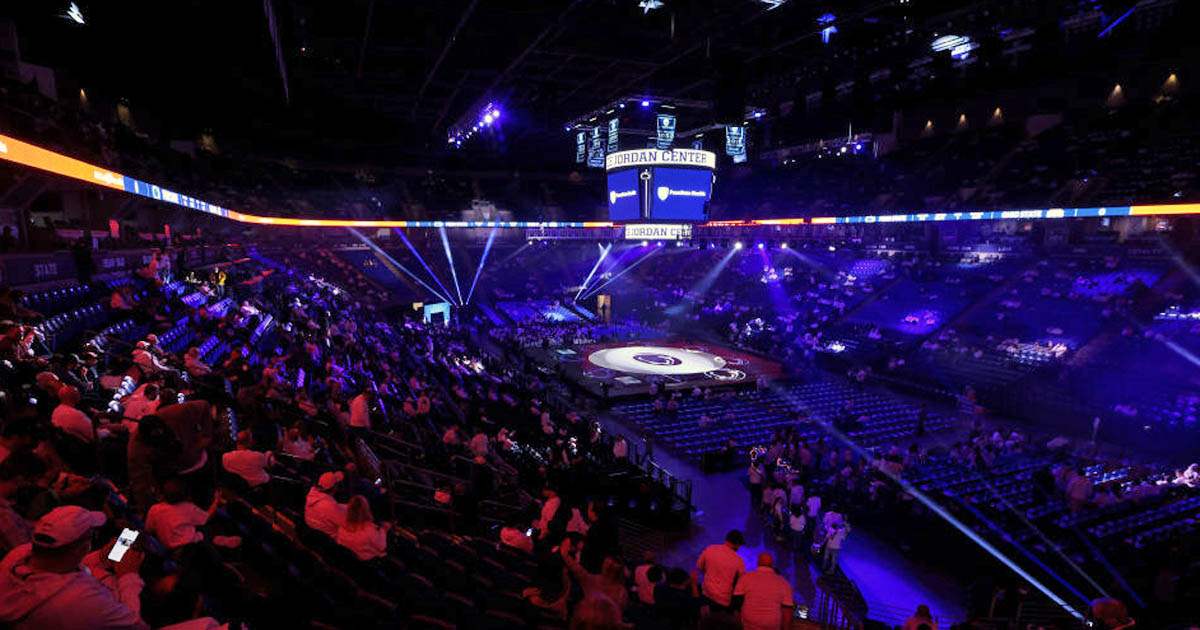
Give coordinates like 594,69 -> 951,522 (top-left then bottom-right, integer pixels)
533,495 -> 561,532
566,508 -> 591,535
132,349 -> 170,375
469,432 -> 489,459
221,449 -> 273,487
335,523 -> 388,561
634,563 -> 658,605
51,404 -> 95,443
696,543 -> 745,606
282,435 -> 316,461
349,394 -> 371,429
145,501 -> 208,549
734,566 -> 795,630
120,387 -> 158,423
827,526 -> 849,550
788,484 -> 804,507
500,526 -> 534,553
305,488 -> 348,537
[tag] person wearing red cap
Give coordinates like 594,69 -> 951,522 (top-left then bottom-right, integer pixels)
305,471 -> 348,537
0,506 -> 148,630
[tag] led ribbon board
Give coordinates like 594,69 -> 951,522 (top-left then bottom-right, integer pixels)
0,132 -> 615,229
1,131 -> 1198,229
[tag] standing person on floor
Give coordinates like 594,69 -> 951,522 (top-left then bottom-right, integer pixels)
748,460 -> 765,509
696,529 -> 746,612
823,521 -> 849,573
733,552 -> 795,630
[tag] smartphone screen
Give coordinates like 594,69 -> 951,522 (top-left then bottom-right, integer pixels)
108,528 -> 139,562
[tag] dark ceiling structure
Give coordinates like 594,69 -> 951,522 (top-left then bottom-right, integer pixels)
5,0 -> 1173,169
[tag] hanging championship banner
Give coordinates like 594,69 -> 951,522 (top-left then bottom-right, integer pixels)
656,114 -> 676,150
692,137 -> 704,150
587,127 -> 605,168
575,131 -> 586,163
607,118 -> 619,154
725,126 -> 745,156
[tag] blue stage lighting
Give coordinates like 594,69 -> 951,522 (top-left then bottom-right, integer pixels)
618,103 -> 626,109
641,100 -> 650,107
756,242 -> 765,249
656,241 -> 664,247
781,243 -> 788,249
734,241 -> 744,249
754,111 -> 763,119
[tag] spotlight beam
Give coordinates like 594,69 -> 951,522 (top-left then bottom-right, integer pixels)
394,228 -> 456,304
465,227 -> 498,305
576,243 -> 612,301
665,248 -> 737,317
976,472 -> 1115,602
582,247 -> 660,300
347,228 -> 454,304
495,242 -> 531,267
763,382 -> 1087,620
439,226 -> 465,305
580,244 -> 640,297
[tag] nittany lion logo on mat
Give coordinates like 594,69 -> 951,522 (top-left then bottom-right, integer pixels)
632,353 -> 683,366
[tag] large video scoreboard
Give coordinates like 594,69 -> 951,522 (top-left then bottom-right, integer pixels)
605,149 -> 717,222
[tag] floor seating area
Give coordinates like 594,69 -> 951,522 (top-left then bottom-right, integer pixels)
613,378 -> 955,461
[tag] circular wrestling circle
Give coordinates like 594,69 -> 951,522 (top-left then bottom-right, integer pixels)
588,346 -> 727,375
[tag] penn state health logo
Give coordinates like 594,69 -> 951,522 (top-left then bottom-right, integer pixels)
632,353 -> 683,366
609,190 -> 617,204
657,187 -> 670,201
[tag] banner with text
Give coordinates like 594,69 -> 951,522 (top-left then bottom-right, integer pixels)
656,114 -> 676,150
587,127 -> 605,168
607,118 -> 620,154
624,223 -> 693,241
575,131 -> 586,163
725,126 -> 746,159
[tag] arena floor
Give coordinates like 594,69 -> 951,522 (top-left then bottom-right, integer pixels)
529,338 -> 784,398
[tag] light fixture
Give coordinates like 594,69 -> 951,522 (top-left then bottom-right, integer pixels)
734,241 -> 744,249
641,100 -> 651,108
639,0 -> 664,14
64,2 -> 85,24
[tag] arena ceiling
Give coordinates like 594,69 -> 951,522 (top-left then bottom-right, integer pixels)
6,0 -> 1020,166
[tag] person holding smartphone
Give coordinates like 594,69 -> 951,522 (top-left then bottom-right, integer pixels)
0,506 -> 149,630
